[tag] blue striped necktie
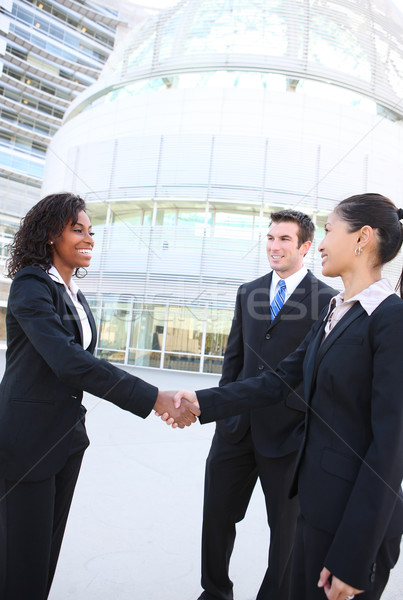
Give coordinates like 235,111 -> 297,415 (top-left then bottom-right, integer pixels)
270,279 -> 286,320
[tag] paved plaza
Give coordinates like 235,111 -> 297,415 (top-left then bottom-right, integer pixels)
0,353 -> 402,599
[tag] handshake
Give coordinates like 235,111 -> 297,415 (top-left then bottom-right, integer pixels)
153,390 -> 200,428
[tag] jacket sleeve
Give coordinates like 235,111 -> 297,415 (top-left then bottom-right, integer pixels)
197,320 -> 318,424
324,302 -> 403,589
219,286 -> 244,387
9,272 -> 158,418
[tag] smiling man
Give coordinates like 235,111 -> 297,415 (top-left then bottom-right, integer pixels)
197,210 -> 337,600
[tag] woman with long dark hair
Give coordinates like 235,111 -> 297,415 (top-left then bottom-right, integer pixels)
175,193 -> 403,600
0,192 -> 198,600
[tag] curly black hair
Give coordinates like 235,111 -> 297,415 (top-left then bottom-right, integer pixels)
7,192 -> 87,279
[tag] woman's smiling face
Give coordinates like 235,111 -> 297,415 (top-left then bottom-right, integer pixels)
51,210 -> 94,276
318,211 -> 358,279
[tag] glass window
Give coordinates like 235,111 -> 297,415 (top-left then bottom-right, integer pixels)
214,212 -> 254,239
130,304 -> 165,350
128,349 -> 161,368
177,211 -> 212,227
204,308 -> 233,357
88,204 -> 108,226
143,211 -> 152,226
164,353 -> 200,372
97,301 -> 130,352
97,349 -> 125,364
203,356 -> 224,374
111,207 -> 150,226
165,305 -> 204,354
155,209 -> 176,226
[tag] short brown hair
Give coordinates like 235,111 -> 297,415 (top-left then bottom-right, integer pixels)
270,209 -> 315,246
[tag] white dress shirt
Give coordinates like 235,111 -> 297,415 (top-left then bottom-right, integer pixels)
270,266 -> 308,304
48,265 -> 93,350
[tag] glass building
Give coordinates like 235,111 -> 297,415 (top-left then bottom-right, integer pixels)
0,0 -> 144,327
42,0 -> 403,374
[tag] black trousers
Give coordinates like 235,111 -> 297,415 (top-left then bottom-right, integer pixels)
200,430 -> 300,600
290,515 -> 402,600
0,449 -> 84,600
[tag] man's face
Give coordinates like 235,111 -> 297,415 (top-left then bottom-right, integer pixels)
266,220 -> 311,278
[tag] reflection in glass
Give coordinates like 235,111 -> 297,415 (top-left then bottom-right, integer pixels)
165,305 -> 204,354
96,349 -> 125,363
164,353 -> 200,372
205,308 -> 233,357
128,349 -> 161,368
98,303 -> 129,351
203,356 -> 224,374
130,304 -> 166,351
89,299 -> 239,374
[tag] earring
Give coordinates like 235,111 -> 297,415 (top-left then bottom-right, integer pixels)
354,246 -> 362,256
49,241 -> 54,245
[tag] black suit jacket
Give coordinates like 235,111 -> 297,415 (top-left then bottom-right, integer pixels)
197,293 -> 403,590
0,266 -> 158,482
217,270 -> 337,457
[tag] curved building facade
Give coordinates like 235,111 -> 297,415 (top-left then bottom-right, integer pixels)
42,0 -> 403,373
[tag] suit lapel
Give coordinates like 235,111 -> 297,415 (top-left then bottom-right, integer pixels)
311,302 -> 365,387
268,271 -> 313,330
77,290 -> 97,353
58,284 -> 97,353
303,316 -> 328,401
250,272 -> 272,327
61,287 -> 84,346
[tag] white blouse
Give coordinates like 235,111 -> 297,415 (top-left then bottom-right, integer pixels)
48,265 -> 93,350
324,278 -> 396,338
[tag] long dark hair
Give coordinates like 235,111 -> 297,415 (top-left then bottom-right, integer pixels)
335,193 -> 403,297
7,193 -> 86,279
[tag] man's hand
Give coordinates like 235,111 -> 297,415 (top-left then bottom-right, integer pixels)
318,567 -> 363,600
153,390 -> 200,429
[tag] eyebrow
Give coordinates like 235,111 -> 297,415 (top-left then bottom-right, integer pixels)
73,222 -> 92,228
268,234 -> 293,239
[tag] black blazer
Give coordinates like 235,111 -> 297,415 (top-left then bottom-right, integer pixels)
0,266 -> 157,482
217,270 -> 337,456
197,293 -> 403,590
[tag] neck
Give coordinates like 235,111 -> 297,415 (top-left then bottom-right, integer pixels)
53,263 -> 74,288
341,266 -> 381,300
274,265 -> 304,280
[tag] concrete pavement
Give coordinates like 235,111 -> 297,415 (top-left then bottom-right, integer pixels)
0,353 -> 402,599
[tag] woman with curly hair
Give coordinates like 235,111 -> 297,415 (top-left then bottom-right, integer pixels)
0,192 -> 198,600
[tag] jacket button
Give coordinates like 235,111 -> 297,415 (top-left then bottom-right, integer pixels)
258,365 -> 264,370
265,333 -> 271,340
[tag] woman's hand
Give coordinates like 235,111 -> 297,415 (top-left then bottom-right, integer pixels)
318,568 -> 363,600
173,389 -> 199,409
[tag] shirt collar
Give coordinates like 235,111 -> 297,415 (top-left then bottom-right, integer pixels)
271,266 -> 308,295
48,265 -> 79,296
326,278 -> 395,317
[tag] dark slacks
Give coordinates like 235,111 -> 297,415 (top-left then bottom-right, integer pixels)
0,449 -> 84,600
201,429 -> 299,600
290,515 -> 402,600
